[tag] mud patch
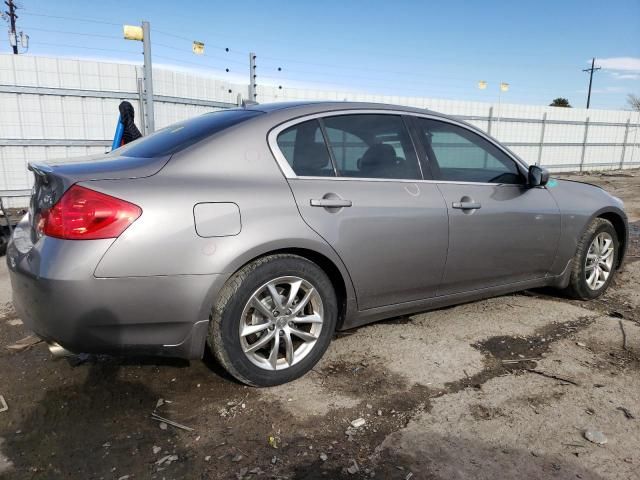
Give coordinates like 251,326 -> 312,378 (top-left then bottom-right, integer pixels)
475,316 -> 594,362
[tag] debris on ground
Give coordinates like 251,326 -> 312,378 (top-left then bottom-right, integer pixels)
7,319 -> 22,326
350,418 -> 366,428
6,335 -> 42,352
152,445 -> 161,454
155,454 -> 178,466
617,407 -> 635,419
584,430 -> 608,445
151,412 -> 194,432
0,395 -> 7,413
346,459 -> 360,474
319,453 -> 328,462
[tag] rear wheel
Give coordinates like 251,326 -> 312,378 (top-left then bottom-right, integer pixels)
208,254 -> 337,386
565,218 -> 619,300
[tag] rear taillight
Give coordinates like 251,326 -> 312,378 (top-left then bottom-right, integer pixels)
39,185 -> 142,240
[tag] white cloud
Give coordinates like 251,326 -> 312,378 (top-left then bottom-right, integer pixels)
610,72 -> 640,81
595,57 -> 640,72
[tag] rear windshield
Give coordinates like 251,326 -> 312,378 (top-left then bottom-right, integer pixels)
119,109 -> 262,158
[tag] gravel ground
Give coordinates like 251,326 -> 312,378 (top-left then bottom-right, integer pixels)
0,170 -> 638,480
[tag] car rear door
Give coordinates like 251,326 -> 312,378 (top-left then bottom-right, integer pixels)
270,112 -> 449,310
411,116 -> 561,296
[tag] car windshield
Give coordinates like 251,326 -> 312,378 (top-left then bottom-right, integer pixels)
117,109 -> 263,158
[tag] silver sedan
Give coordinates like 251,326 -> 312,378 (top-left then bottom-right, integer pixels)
7,102 -> 628,386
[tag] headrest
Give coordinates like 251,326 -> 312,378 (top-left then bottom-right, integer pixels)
359,143 -> 397,169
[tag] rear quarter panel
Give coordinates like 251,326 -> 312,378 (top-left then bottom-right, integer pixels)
91,118 -> 356,303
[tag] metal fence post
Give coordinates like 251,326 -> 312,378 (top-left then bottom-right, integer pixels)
483,106 -> 493,167
536,112 -> 547,166
142,21 -> 155,133
249,52 -> 257,101
619,118 -> 630,169
136,77 -> 147,136
579,117 -> 590,172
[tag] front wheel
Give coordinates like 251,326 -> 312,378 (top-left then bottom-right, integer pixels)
565,218 -> 619,300
208,254 -> 337,386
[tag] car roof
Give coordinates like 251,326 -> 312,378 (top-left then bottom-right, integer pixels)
244,100 -> 448,119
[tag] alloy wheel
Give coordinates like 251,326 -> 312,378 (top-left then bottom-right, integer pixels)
584,232 -> 614,290
239,276 -> 324,370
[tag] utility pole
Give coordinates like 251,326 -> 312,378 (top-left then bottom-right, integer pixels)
123,21 -> 154,133
4,0 -> 18,54
141,21 -> 154,132
249,52 -> 257,101
583,58 -> 601,109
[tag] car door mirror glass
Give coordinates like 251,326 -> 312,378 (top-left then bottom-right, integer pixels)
528,165 -> 550,187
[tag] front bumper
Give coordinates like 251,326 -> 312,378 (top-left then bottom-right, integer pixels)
7,219 -> 225,359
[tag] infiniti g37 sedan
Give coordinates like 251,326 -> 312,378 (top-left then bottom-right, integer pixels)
7,102 -> 628,386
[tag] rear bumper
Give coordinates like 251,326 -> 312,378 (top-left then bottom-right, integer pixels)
6,220 -> 225,359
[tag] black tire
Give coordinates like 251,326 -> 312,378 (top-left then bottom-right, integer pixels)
565,218 -> 619,300
207,254 -> 337,386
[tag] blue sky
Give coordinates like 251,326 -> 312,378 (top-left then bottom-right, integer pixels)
4,0 -> 640,109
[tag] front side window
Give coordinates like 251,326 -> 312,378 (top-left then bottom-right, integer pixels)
416,118 -> 524,184
322,114 -> 421,180
276,119 -> 335,177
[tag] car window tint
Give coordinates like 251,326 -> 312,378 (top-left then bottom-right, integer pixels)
322,114 -> 421,180
119,109 -> 262,158
276,120 -> 335,177
416,118 -> 524,184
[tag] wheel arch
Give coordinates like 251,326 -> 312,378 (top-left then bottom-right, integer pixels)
201,241 -> 357,336
595,209 -> 628,268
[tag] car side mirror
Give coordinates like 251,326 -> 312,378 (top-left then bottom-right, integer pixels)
528,165 -> 550,187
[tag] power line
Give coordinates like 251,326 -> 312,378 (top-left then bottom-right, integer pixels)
20,10 -> 120,26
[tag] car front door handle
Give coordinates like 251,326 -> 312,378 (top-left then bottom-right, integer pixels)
310,198 -> 352,208
452,201 -> 481,210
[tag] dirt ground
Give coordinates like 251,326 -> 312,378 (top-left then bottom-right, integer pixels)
0,170 -> 639,480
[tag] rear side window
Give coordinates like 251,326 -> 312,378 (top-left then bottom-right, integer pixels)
120,109 -> 262,158
322,114 -> 421,180
276,120 -> 335,177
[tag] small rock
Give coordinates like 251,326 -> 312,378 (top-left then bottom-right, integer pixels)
156,398 -> 164,408
117,476 -> 130,480
576,342 -> 586,347
159,422 -> 168,430
232,453 -> 243,462
377,409 -> 383,416
320,453 -> 328,462
347,460 -> 360,474
152,446 -> 161,454
7,319 -> 23,326
350,418 -> 366,428
366,404 -> 373,409
205,455 -> 211,462
271,456 -> 277,464
584,430 -> 607,445
102,442 -> 111,448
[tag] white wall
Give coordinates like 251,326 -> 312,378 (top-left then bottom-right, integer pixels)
1,54 -> 639,207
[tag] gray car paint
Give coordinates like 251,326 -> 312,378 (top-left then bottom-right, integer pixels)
6,101 -> 628,360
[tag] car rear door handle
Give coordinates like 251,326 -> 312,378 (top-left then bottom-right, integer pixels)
310,198 -> 352,208
452,201 -> 481,210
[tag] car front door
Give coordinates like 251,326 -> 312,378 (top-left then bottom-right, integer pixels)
270,112 -> 449,310
412,117 -> 561,296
